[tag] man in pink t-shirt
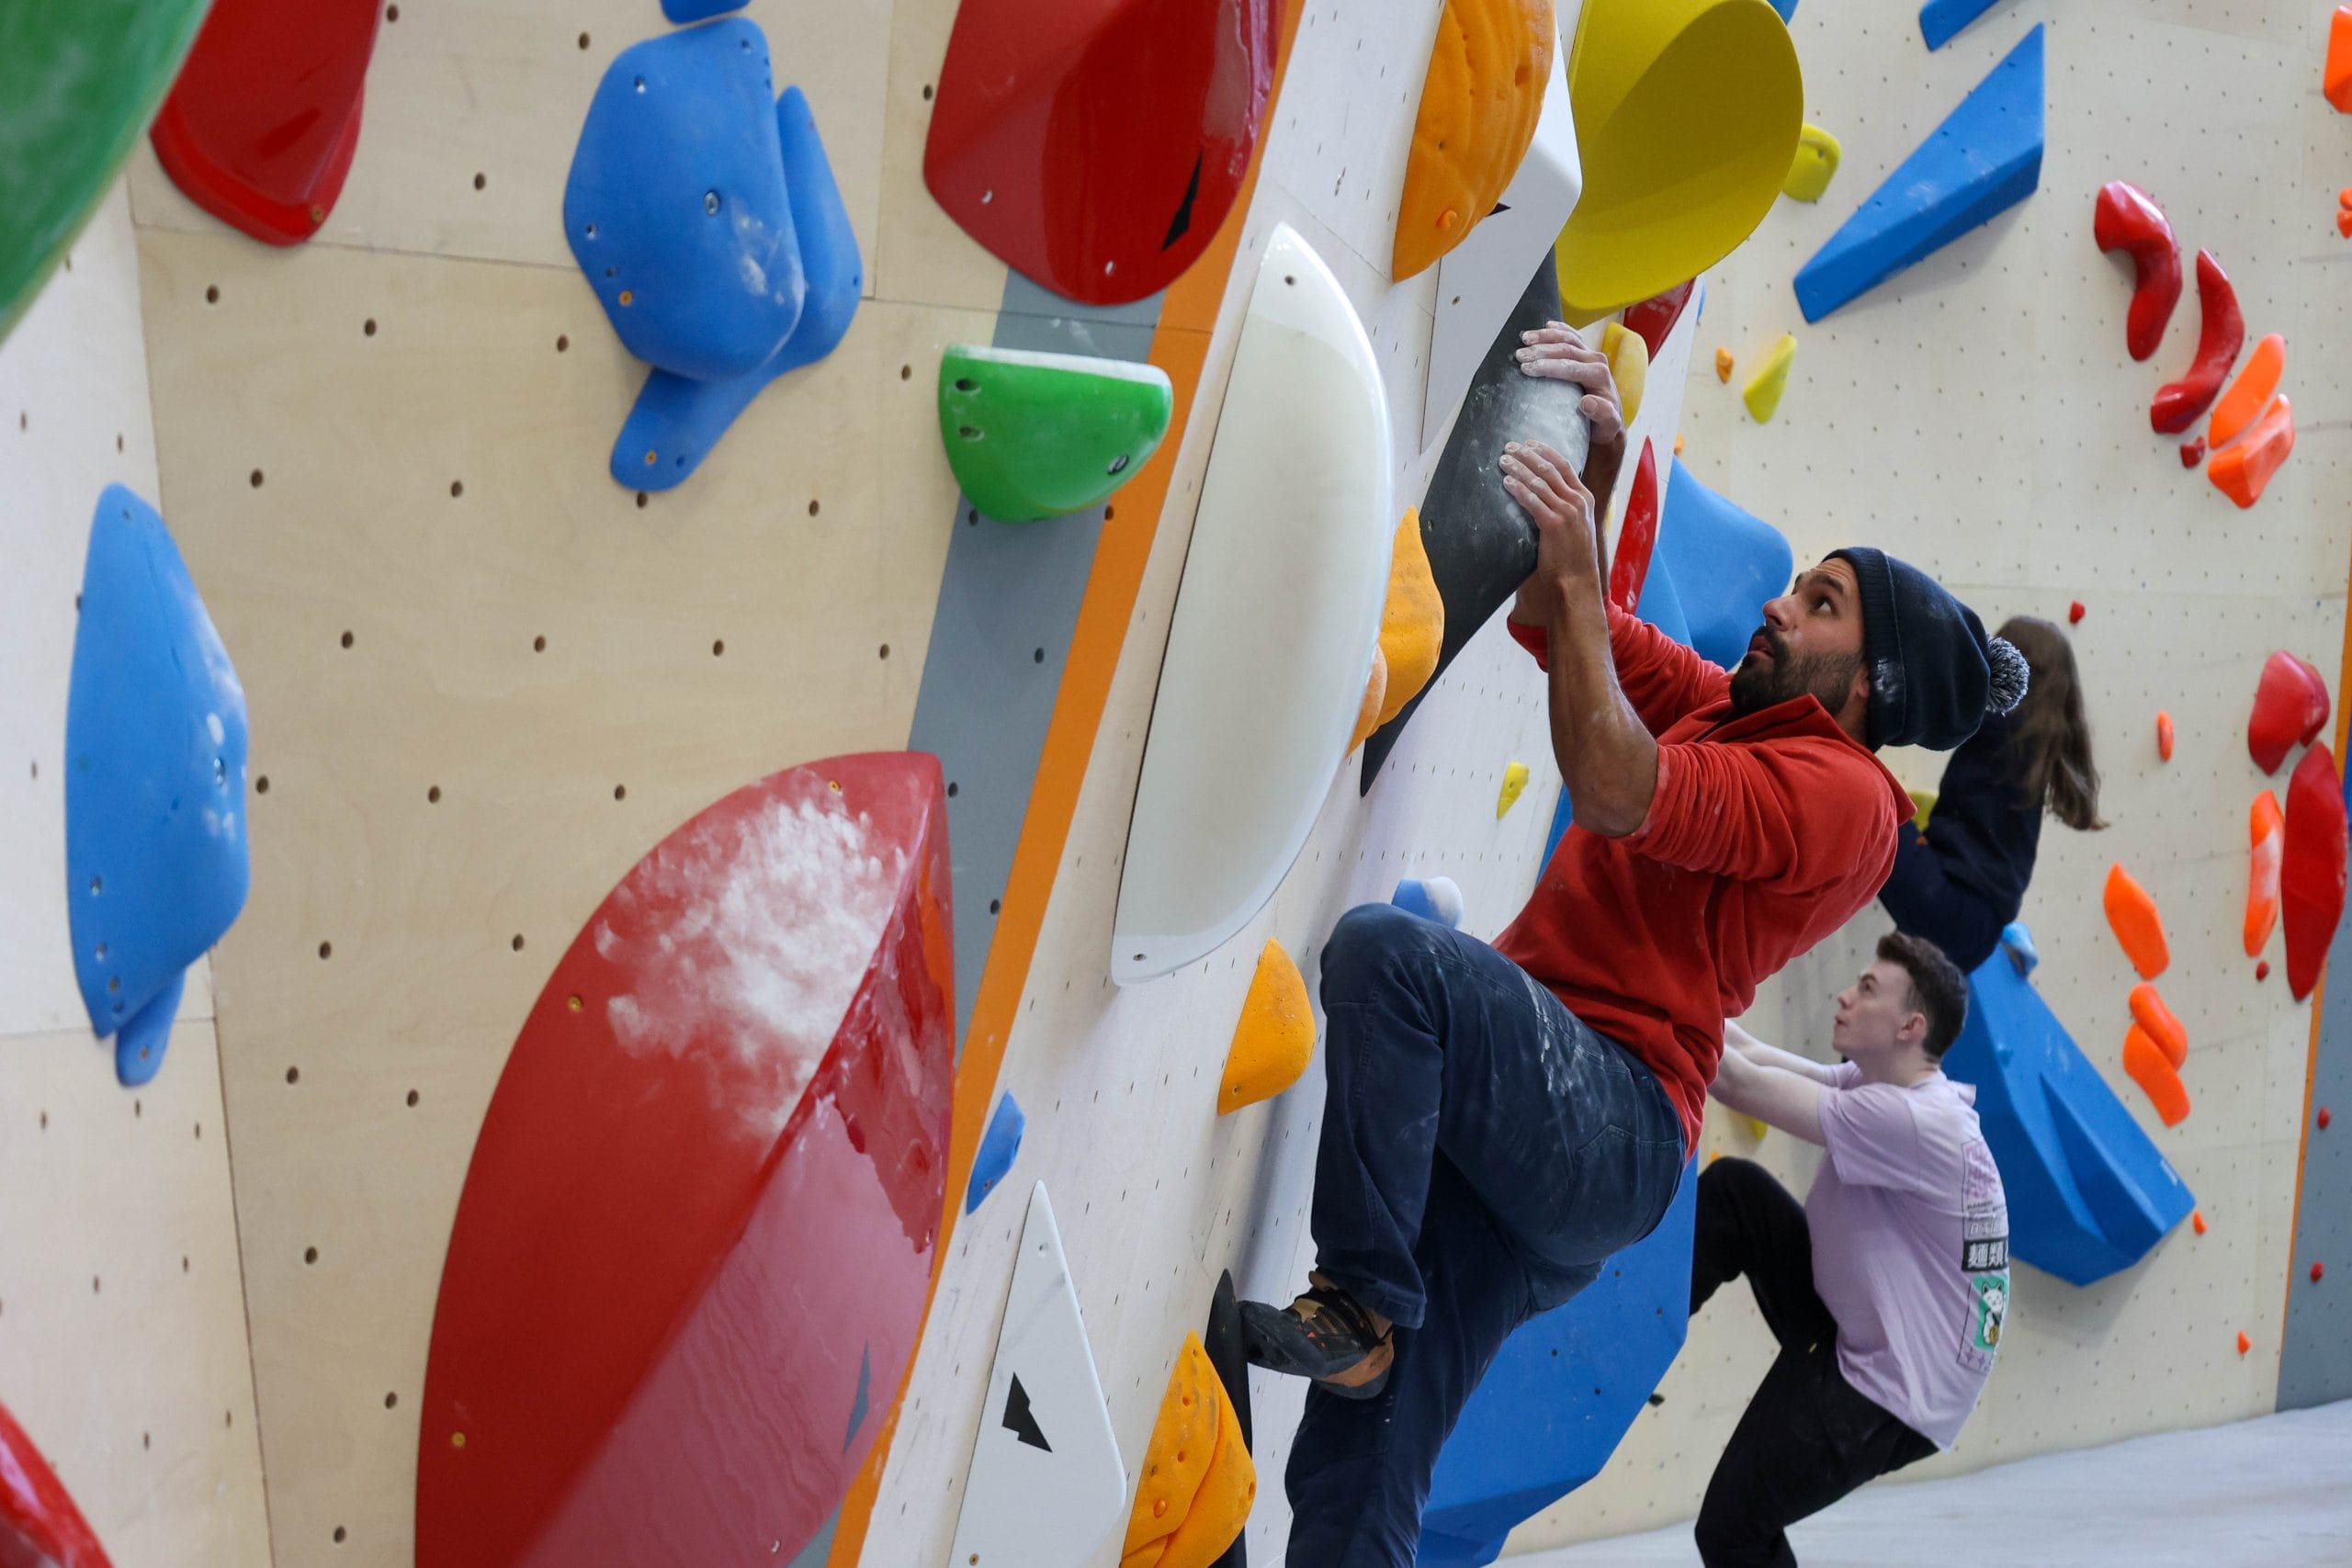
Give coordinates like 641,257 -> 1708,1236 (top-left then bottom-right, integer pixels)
1690,931 -> 2009,1567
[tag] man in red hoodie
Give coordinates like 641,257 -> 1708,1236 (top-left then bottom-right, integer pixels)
1243,325 -> 2027,1567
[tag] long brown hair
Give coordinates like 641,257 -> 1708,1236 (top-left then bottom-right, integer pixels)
1996,615 -> 2105,831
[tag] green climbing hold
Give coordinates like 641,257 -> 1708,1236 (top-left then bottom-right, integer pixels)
938,345 -> 1174,523
0,0 -> 214,343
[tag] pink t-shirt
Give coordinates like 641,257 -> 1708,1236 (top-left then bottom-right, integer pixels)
1806,1063 -> 2009,1450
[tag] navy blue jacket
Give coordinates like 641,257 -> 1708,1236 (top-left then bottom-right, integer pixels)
1877,709 -> 2042,972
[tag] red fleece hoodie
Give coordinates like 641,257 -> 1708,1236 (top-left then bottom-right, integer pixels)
1496,607 -> 1913,1153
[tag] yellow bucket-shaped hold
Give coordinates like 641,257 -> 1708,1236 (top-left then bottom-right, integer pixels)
1552,0 -> 1803,319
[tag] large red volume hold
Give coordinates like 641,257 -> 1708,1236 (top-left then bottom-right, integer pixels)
0,1399 -> 112,1568
148,0 -> 380,245
2093,181 -> 2180,363
415,755 -> 955,1568
2284,743 -> 2348,1002
924,0 -> 1280,305
1606,438 -> 1660,615
2248,649 -> 2332,774
2151,251 -> 2245,434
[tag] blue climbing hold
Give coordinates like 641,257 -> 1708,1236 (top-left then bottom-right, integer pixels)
1793,25 -> 2043,322
1419,1161 -> 1698,1565
564,18 -> 805,383
1918,0 -> 2005,50
1631,522 -> 1691,649
1651,458 -> 1792,672
66,486 -> 249,1072
1942,941 -> 2194,1287
113,966 -> 184,1088
965,1091 -> 1026,1214
1769,0 -> 1799,20
662,0 -> 750,21
612,85 -> 863,490
1999,919 -> 2039,975
1391,876 -> 1464,929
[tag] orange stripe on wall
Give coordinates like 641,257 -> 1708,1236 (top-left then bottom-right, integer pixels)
825,6 -> 1307,1560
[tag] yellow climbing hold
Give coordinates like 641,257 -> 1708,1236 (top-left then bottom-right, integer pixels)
1496,761 -> 1532,818
1714,346 -> 1735,382
1908,788 -> 1937,830
1376,510 -> 1445,726
1743,1115 -> 1770,1141
1350,645 -> 1389,754
1673,432 -> 1685,456
1220,941 -> 1316,1113
1122,1333 -> 1257,1568
1393,0 -> 1556,280
1600,321 -> 1650,426
1743,332 -> 1796,423
1781,123 -> 1842,203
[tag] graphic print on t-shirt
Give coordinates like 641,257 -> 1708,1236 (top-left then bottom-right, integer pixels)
1957,1137 -> 2008,1373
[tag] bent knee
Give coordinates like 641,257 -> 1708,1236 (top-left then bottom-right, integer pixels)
1319,902 -> 1436,1007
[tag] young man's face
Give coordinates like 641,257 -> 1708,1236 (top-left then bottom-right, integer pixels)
1728,556 -> 1869,718
1831,958 -> 1925,1059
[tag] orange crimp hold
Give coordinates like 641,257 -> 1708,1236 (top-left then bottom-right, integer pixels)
2194,1210 -> 2209,1235
2328,6 -> 2352,112
1714,346 -> 1735,382
2104,863 -> 2170,979
2248,790 -> 2285,956
2208,395 -> 2294,509
2123,1025 -> 2192,1126
1392,0 -> 1555,279
2210,333 -> 2284,448
1122,1334 -> 1255,1568
2156,710 -> 2175,761
2129,981 -> 2188,1069
2237,1330 -> 2251,1355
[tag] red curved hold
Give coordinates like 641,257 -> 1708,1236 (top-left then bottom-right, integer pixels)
2151,251 -> 2244,434
2249,649 -> 2331,775
2284,743 -> 2347,1003
1607,438 -> 1660,616
0,1400 -> 111,1568
924,0 -> 1280,304
416,754 -> 955,1568
1621,281 -> 1696,360
2093,181 -> 2179,363
148,0 -> 380,245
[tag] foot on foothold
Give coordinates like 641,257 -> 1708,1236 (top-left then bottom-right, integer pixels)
1239,1273 -> 1394,1400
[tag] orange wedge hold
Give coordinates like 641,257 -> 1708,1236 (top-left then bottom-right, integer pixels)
2104,863 -> 2170,979
2208,395 -> 2294,509
2209,333 -> 2284,447
1393,0 -> 1555,280
2123,1025 -> 2192,1126
2248,790 -> 2285,956
2129,981 -> 2188,1069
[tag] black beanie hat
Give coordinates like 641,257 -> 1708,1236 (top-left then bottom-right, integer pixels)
1828,547 -> 2028,750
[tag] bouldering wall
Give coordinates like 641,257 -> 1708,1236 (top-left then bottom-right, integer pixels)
0,183 -> 272,1565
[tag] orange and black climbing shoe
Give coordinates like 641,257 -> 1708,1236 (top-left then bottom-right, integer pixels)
1239,1275 -> 1394,1401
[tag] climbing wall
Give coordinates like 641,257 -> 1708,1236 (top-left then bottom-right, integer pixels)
1500,0 -> 2352,1551
0,183 -> 271,1565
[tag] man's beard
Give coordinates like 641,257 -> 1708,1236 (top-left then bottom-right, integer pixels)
1727,626 -> 1864,719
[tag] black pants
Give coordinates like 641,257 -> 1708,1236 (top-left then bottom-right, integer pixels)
1688,1158 -> 1938,1568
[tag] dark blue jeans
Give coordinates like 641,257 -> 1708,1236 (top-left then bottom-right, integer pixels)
1286,903 -> 1688,1566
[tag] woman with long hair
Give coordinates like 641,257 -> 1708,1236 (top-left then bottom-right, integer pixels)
1878,615 -> 2105,972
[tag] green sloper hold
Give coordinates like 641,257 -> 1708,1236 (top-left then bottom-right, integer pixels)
938,345 -> 1174,523
0,0 -> 214,344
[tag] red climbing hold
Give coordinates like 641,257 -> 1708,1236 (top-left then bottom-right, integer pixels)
149,0 -> 382,245
0,1397 -> 112,1567
2068,600 -> 2086,625
2313,1260 -> 2326,1283
2283,742 -> 2349,1002
2093,181 -> 2180,363
2179,437 -> 2205,468
2151,251 -> 2245,434
1607,438 -> 1661,616
2320,1105 -> 2334,1130
1621,280 -> 1697,360
2248,650 -> 2330,774
2258,960 -> 2272,981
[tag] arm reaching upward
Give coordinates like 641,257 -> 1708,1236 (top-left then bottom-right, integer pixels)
1709,1039 -> 1828,1145
1724,1018 -> 1847,1086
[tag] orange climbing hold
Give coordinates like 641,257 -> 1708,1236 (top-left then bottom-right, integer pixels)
1393,0 -> 1555,280
1350,646 -> 1389,755
2209,333 -> 2284,448
2207,394 -> 2294,509
2328,6 -> 2352,112
2237,1330 -> 2251,1355
1714,346 -> 1735,382
2122,1025 -> 2191,1126
1122,1333 -> 1256,1568
2193,1210 -> 2209,1235
2104,863 -> 2170,980
1220,941 -> 1316,1112
2156,711 -> 2175,761
2129,981 -> 2188,1069
2247,790 -> 2284,956
1376,510 -> 1444,726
